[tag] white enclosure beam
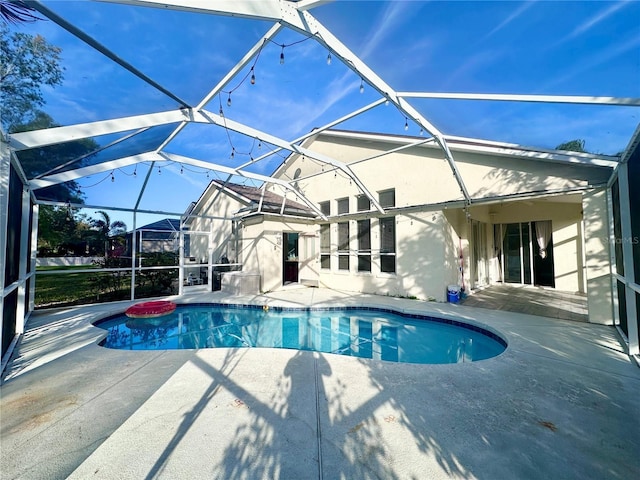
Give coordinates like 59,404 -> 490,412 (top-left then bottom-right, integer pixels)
398,92 -> 640,106
155,22 -> 284,153
236,98 -> 386,170
36,199 -> 227,219
444,141 -> 620,168
295,0 -> 334,11
291,137 -> 437,185
198,109 -> 384,213
133,161 -> 157,211
94,0 -> 285,21
282,9 -> 472,203
9,110 -> 188,151
196,22 -> 284,111
29,152 -> 158,189
159,152 -> 327,219
32,1 -> 189,107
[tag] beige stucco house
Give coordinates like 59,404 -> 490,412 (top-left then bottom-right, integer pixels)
185,129 -> 618,324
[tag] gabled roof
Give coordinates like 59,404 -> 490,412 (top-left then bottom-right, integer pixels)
197,180 -> 315,219
130,218 -> 181,233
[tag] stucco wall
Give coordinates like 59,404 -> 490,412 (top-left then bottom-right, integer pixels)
186,191 -> 245,264
283,136 -> 611,208
582,189 -> 614,324
308,211 -> 456,301
239,218 -> 317,293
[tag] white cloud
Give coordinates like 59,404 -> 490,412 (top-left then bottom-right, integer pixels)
482,1 -> 537,41
441,48 -> 507,90
360,1 -> 416,60
559,1 -> 631,44
541,34 -> 640,92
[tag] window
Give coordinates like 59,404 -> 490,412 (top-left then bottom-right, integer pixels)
183,234 -> 191,258
320,224 -> 330,269
319,201 -> 330,216
378,189 -> 395,209
357,219 -> 371,272
337,197 -> 349,215
337,222 -> 350,270
379,217 -> 396,273
357,195 -> 370,212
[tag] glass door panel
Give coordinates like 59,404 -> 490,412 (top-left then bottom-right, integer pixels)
504,224 -> 522,283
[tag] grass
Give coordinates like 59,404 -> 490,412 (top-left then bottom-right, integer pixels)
36,265 -> 98,272
35,266 -> 131,307
34,265 -> 179,308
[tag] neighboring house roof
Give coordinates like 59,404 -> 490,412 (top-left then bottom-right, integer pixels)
128,218 -> 181,240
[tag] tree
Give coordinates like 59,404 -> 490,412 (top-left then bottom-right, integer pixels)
0,22 -> 64,129
555,139 -> 587,153
89,210 -> 128,256
37,205 -> 79,256
11,111 -> 97,202
92,210 -> 127,238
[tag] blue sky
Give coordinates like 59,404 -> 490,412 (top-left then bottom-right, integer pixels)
9,0 -> 640,229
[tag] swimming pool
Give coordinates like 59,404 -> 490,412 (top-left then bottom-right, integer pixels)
95,304 -> 506,364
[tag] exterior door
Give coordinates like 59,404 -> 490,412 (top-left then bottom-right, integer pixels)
283,232 -> 299,283
298,232 -> 320,286
501,223 -> 533,285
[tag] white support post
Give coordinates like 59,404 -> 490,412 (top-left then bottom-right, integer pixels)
29,204 -> 39,312
606,188 -> 620,324
0,137 -> 10,354
178,230 -> 185,295
207,226 -> 213,291
130,212 -> 138,301
617,163 -> 639,355
15,186 -> 31,332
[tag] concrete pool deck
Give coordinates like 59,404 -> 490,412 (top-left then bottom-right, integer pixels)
1,286 -> 639,479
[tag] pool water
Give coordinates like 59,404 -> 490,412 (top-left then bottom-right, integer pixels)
96,305 -> 506,364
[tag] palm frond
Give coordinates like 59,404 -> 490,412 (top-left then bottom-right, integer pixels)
1,1 -> 42,24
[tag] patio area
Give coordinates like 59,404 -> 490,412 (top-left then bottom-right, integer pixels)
1,286 -> 638,479
460,284 -> 588,323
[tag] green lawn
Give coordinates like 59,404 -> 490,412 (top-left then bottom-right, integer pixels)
34,265 -> 178,308
35,266 -> 131,307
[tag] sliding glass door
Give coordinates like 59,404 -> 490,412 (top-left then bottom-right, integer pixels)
497,221 -> 555,287
503,223 -> 532,284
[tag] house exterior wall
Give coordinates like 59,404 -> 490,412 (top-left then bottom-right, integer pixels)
239,217 -> 316,293
292,135 -> 610,206
313,211 -> 454,301
273,137 -> 592,299
185,191 -> 245,265
187,132 -> 613,323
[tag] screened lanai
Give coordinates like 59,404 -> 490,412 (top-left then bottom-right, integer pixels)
1,0 -> 639,368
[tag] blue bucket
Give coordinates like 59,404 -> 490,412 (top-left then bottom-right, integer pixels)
447,285 -> 460,303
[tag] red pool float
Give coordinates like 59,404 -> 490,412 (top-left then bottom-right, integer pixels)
125,300 -> 176,318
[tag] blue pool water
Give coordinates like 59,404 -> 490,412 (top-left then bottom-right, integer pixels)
95,305 -> 506,364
